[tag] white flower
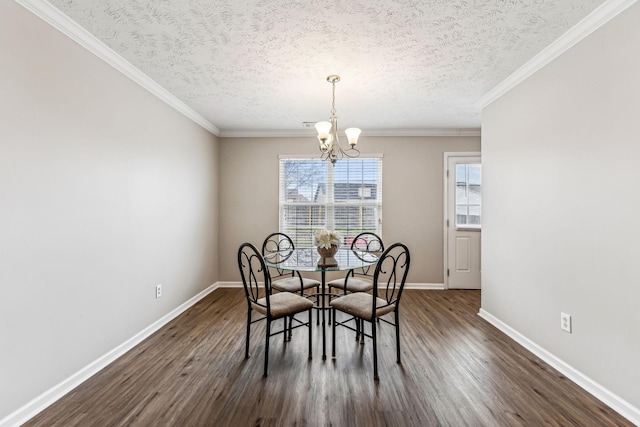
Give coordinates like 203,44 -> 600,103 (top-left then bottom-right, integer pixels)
314,229 -> 341,249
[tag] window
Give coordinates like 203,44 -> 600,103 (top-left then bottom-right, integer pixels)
279,157 -> 383,247
455,163 -> 481,227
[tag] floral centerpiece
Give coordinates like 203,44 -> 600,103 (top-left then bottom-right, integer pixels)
314,229 -> 341,260
314,229 -> 341,249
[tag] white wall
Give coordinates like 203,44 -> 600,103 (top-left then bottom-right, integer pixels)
482,1 -> 640,415
218,135 -> 480,284
0,1 -> 219,420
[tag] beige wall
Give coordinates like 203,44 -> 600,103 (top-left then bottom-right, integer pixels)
481,1 -> 640,414
218,135 -> 480,284
0,1 -> 219,419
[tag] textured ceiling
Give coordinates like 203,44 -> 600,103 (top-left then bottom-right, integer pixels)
47,0 -> 605,134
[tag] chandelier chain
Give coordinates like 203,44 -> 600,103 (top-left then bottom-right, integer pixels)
331,80 -> 336,118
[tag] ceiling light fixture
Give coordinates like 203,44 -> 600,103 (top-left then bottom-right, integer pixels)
315,75 -> 361,164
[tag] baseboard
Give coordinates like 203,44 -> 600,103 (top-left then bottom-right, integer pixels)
218,282 -> 445,290
0,282 -> 221,427
478,308 -> 640,425
217,281 -> 243,288
404,283 -> 445,290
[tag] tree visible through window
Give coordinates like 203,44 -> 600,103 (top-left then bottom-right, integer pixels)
279,157 -> 383,247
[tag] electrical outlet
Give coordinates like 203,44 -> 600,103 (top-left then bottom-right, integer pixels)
560,312 -> 571,333
156,284 -> 162,299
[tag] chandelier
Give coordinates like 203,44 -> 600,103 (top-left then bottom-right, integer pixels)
315,75 -> 361,164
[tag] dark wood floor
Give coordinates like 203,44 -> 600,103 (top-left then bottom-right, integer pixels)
25,289 -> 631,427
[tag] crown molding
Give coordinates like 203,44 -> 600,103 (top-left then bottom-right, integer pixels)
15,0 -> 221,136
15,0 -> 482,139
364,128 -> 481,137
477,0 -> 638,109
219,128 -> 481,138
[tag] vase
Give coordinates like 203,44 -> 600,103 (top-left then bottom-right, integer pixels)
317,244 -> 338,259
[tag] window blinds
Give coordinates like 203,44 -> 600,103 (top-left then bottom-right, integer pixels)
279,157 -> 383,248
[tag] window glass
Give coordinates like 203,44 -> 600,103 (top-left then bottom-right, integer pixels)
455,163 -> 481,227
279,157 -> 382,247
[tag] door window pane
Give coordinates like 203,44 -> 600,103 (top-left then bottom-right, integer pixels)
455,163 -> 481,227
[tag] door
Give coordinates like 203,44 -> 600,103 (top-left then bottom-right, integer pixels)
444,153 -> 481,289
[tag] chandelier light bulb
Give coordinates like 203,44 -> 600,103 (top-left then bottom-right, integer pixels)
315,121 -> 332,143
344,128 -> 361,147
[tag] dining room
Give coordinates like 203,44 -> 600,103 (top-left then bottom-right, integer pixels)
2,0 -> 640,426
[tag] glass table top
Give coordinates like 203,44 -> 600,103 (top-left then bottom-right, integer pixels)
263,247 -> 378,272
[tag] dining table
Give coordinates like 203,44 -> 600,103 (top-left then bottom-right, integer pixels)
263,246 -> 378,360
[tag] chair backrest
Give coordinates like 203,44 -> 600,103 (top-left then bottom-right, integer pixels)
350,232 -> 385,278
262,232 -> 295,254
238,242 -> 271,311
261,233 -> 296,279
350,232 -> 385,253
372,242 -> 410,309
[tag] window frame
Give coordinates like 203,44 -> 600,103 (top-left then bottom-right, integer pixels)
454,162 -> 482,230
278,155 -> 383,248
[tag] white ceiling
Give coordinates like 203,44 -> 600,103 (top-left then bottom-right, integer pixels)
45,0 -> 606,135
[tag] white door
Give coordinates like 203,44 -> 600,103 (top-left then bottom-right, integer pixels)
444,153 -> 481,289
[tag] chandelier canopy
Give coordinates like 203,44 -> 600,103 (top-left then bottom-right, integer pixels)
315,75 -> 361,164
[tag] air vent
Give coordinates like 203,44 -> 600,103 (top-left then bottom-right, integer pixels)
302,122 -> 316,128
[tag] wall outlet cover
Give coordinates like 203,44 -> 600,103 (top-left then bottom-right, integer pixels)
561,312 -> 571,333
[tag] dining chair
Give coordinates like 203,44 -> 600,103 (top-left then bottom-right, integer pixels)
330,242 -> 410,381
262,232 -> 321,328
262,232 -> 321,296
327,232 -> 384,336
238,242 -> 313,377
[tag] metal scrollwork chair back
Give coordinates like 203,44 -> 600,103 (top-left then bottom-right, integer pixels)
328,232 -> 385,295
327,232 -> 385,331
262,233 -> 321,298
330,242 -> 410,380
238,242 -> 314,377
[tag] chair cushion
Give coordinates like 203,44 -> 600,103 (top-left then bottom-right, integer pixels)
272,277 -> 320,293
251,292 -> 314,319
330,292 -> 395,321
327,277 -> 373,293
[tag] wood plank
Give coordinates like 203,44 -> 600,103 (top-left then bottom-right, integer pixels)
24,289 -> 632,426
